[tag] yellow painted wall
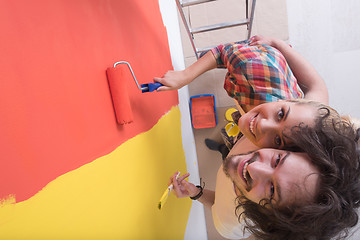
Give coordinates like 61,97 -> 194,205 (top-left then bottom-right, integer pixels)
0,106 -> 191,240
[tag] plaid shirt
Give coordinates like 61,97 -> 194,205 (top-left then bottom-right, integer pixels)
210,40 -> 304,109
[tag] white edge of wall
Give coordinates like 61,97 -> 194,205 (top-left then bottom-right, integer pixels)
158,1 -> 208,240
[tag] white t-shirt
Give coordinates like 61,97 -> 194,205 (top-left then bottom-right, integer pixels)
212,164 -> 249,239
211,137 -> 258,239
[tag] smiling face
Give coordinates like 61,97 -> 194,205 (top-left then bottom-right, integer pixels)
223,149 -> 320,206
238,101 -> 317,148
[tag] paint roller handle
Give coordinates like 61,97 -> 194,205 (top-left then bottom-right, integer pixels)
140,82 -> 163,93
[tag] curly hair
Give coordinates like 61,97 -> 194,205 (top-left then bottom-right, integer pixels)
236,105 -> 360,240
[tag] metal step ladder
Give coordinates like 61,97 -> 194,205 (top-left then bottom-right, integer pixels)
175,0 -> 256,59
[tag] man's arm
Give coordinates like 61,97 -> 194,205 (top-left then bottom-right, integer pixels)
154,51 -> 217,91
195,189 -> 215,209
250,35 -> 329,104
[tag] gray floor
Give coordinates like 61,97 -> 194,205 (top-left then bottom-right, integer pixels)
192,107 -> 230,240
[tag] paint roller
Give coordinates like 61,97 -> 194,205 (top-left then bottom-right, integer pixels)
106,61 -> 163,125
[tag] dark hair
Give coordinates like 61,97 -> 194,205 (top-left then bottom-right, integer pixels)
236,108 -> 360,240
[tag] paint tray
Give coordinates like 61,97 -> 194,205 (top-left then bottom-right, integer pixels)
190,94 -> 218,129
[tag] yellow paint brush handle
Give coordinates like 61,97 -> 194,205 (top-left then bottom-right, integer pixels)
159,187 -> 170,202
158,172 -> 180,210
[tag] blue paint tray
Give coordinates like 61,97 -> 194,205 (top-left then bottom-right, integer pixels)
190,94 -> 218,129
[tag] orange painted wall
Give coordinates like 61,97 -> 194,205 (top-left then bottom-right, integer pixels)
0,0 -> 178,202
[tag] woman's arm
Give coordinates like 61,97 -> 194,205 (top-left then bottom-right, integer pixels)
250,35 -> 329,104
154,51 -> 217,91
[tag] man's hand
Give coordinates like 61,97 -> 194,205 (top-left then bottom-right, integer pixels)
169,172 -> 200,198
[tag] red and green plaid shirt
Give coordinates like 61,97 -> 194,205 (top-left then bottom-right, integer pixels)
210,40 -> 304,109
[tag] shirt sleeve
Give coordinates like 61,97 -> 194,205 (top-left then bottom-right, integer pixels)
210,40 -> 251,68
210,44 -> 227,68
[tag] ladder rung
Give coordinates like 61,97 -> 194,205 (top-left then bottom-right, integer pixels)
196,46 -> 214,53
180,0 -> 216,7
191,19 -> 249,34
196,40 -> 248,53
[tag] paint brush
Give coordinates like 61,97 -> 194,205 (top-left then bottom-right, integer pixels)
158,172 -> 180,210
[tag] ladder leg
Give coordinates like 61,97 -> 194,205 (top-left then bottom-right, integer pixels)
175,0 -> 199,59
246,0 -> 248,21
247,0 -> 256,39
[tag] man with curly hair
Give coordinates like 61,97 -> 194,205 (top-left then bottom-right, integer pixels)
171,117 -> 360,239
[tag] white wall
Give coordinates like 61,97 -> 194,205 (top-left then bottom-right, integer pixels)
287,0 -> 360,118
287,1 -> 360,239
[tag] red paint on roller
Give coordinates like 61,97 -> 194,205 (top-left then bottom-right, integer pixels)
106,65 -> 134,124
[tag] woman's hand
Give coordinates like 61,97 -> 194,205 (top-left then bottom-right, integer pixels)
169,172 -> 200,198
154,51 -> 218,92
154,70 -> 190,92
249,35 -> 277,47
